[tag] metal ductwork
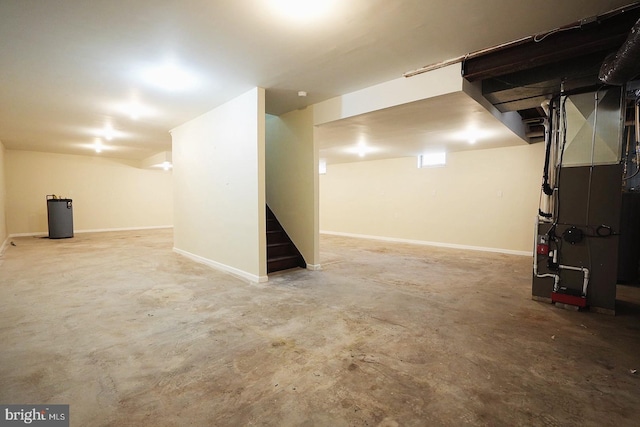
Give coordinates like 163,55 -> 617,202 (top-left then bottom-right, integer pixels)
599,18 -> 640,85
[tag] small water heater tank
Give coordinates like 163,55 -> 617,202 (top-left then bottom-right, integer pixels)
47,195 -> 74,239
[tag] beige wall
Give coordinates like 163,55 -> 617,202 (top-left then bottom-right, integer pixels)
320,143 -> 545,254
5,150 -> 173,235
0,142 -> 7,248
314,64 -> 463,125
172,88 -> 267,282
265,107 -> 319,267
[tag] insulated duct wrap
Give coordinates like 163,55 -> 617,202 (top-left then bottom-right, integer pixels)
599,18 -> 640,86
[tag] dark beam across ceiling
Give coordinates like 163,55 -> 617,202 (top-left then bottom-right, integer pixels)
462,4 -> 640,119
462,6 -> 640,83
482,52 -> 606,112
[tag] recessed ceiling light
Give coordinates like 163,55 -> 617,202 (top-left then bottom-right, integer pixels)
124,98 -> 149,120
112,92 -> 155,120
139,59 -> 201,92
103,124 -> 114,140
92,122 -> 123,141
344,140 -> 379,157
142,151 -> 173,170
268,0 -> 336,22
452,127 -> 493,144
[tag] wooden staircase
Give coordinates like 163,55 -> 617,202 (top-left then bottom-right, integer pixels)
266,206 -> 306,273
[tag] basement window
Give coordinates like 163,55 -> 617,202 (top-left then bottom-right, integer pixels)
418,152 -> 446,168
319,159 -> 327,175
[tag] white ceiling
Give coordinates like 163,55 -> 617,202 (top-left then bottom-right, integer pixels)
0,0 -> 633,162
316,92 -> 527,164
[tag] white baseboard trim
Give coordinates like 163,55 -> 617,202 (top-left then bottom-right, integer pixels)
173,247 -> 268,284
0,236 -> 9,256
306,264 -> 322,271
9,225 -> 173,238
9,232 -> 47,238
77,225 -> 173,233
320,230 -> 532,257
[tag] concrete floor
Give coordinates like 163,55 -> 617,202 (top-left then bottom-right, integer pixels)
1,229 -> 639,426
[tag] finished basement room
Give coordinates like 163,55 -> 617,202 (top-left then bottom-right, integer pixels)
1,1 -> 640,426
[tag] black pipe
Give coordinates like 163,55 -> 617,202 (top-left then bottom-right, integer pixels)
542,100 -> 554,196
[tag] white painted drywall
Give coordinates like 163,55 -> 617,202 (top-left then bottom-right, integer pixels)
172,88 -> 267,282
5,150 -> 173,235
313,64 -> 463,126
320,143 -> 545,254
265,107 -> 319,266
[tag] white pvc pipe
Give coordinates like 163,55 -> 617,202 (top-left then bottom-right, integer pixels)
557,264 -> 590,297
532,219 -> 590,297
533,218 -> 556,280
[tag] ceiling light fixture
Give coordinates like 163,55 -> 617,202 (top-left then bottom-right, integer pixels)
357,141 -> 367,157
125,98 -> 143,120
139,58 -> 201,92
344,140 -> 379,158
141,151 -> 173,171
268,0 -> 336,22
103,124 -> 115,141
94,138 -> 103,153
452,127 -> 492,145
113,93 -> 154,120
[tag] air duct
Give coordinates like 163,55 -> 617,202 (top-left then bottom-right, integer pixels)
599,18 -> 640,85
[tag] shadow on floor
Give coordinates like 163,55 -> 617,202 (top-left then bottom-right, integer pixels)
616,284 -> 640,317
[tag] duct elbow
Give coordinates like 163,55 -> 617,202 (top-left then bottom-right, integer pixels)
541,99 -> 550,116
599,18 -> 640,85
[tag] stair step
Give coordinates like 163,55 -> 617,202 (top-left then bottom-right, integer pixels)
267,255 -> 303,273
268,255 -> 300,262
266,218 -> 280,232
266,205 -> 306,273
267,242 -> 293,257
267,230 -> 288,244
